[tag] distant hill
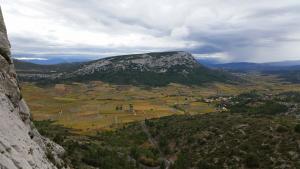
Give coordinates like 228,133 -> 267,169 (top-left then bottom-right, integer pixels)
266,60 -> 300,67
211,62 -> 267,72
211,61 -> 300,72
15,51 -> 238,86
14,59 -> 83,73
13,56 -> 92,65
264,68 -> 300,83
210,61 -> 300,83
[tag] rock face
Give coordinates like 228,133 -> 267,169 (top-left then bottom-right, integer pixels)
73,51 -> 200,75
0,7 -> 66,169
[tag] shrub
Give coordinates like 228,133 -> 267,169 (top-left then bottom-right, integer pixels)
130,146 -> 139,159
197,161 -> 217,169
257,101 -> 288,115
276,125 -> 289,133
294,124 -> 300,133
139,156 -> 160,167
245,154 -> 259,168
172,152 -> 190,169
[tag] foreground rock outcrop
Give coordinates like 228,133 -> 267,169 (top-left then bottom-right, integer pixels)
0,7 -> 67,169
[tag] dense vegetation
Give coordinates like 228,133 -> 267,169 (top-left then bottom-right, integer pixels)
32,88 -> 300,169
229,91 -> 289,115
67,65 -> 237,86
145,113 -> 300,168
271,68 -> 300,83
227,91 -> 300,117
34,120 -> 162,169
35,93 -> 300,169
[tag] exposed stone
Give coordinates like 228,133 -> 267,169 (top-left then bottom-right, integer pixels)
0,6 -> 67,169
71,51 -> 200,76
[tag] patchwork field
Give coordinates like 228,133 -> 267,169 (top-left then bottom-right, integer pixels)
21,74 -> 300,133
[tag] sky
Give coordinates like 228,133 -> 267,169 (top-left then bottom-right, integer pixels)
1,0 -> 300,63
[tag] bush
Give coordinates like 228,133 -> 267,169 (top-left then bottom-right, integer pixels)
294,124 -> 300,133
160,161 -> 166,169
130,146 -> 139,159
197,161 -> 217,169
53,135 -> 64,144
276,125 -> 289,133
245,154 -> 259,168
139,156 -> 160,167
257,101 -> 288,115
171,152 -> 191,169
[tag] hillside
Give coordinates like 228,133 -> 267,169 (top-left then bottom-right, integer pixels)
145,113 -> 300,169
16,51 -> 238,86
14,59 -> 82,73
263,67 -> 300,83
33,91 -> 300,169
36,114 -> 300,169
210,61 -> 300,72
210,62 -> 300,83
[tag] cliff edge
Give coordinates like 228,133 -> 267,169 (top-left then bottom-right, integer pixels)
0,6 -> 67,169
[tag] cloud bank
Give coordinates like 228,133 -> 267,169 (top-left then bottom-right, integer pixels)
1,0 -> 300,62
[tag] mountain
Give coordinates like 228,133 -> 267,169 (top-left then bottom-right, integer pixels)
14,59 -> 83,73
264,68 -> 300,83
0,7 -> 67,169
212,61 -> 300,72
210,61 -> 300,83
13,56 -> 92,65
16,51 -> 238,86
196,58 -> 223,67
212,62 -> 266,72
266,60 -> 300,67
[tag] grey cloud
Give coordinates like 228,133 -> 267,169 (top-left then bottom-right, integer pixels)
2,0 -> 300,62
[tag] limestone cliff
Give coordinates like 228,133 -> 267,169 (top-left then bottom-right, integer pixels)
0,6 -> 67,169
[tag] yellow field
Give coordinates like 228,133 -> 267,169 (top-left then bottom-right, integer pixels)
21,74 -> 300,133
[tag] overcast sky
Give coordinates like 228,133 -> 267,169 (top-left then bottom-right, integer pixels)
1,0 -> 300,63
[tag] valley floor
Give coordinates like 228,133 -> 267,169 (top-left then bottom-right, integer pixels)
21,73 -> 300,133
21,73 -> 300,168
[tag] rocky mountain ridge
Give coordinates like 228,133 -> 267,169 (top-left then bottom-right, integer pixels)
0,7 -> 67,169
72,51 -> 199,75
16,51 -> 237,86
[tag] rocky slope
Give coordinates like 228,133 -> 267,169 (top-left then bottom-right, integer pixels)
16,52 -> 237,86
0,7 -> 67,169
72,51 -> 199,74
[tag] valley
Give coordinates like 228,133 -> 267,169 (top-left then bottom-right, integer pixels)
15,64 -> 300,169
2,2 -> 300,169
31,80 -> 300,169
22,82 -> 216,133
16,53 -> 300,169
21,72 -> 300,133
17,61 -> 300,168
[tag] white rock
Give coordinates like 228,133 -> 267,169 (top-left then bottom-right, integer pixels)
0,6 -> 67,169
